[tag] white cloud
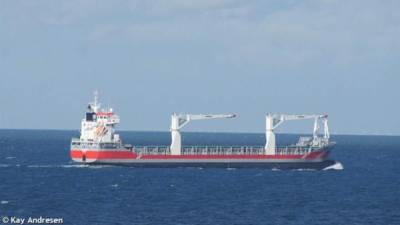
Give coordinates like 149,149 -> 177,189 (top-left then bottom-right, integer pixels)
3,0 -> 400,73
128,0 -> 233,15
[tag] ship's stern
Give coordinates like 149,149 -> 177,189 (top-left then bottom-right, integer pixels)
70,139 -> 99,163
70,149 -> 98,163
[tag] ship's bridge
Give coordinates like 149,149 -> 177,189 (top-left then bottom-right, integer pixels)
96,111 -> 120,125
78,92 -> 121,143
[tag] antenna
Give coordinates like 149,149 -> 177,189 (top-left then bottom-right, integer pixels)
91,90 -> 101,113
94,90 -> 99,107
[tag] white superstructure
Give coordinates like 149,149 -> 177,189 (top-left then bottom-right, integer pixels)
79,91 -> 120,143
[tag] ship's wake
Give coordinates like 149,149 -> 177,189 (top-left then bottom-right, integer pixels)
26,164 -> 88,168
20,162 -> 344,170
292,168 -> 317,171
323,161 -> 344,170
25,164 -> 115,169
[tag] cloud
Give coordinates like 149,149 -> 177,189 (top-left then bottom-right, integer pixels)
0,0 -> 99,25
128,0 -> 231,15
2,0 -> 400,73
94,0 -> 398,72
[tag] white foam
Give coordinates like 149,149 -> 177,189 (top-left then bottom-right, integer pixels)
323,162 -> 344,170
27,164 -> 89,168
1,200 -> 9,204
111,184 -> 119,188
5,157 -> 15,160
26,164 -> 115,169
226,168 -> 236,171
60,164 -> 90,168
293,168 -> 317,171
61,164 -> 115,169
87,165 -> 115,169
27,165 -> 55,168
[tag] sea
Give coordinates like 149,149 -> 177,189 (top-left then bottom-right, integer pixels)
0,130 -> 399,225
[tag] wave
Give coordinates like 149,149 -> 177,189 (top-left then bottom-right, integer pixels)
293,168 -> 317,171
25,164 -> 116,169
27,164 -> 89,168
323,162 -> 344,170
85,165 -> 116,169
27,165 -> 58,168
60,164 -> 116,169
59,164 -> 90,168
20,163 -> 344,170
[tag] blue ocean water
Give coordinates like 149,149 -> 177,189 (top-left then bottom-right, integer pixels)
0,130 -> 399,225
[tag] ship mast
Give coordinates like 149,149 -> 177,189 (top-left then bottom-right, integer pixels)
88,90 -> 101,113
94,90 -> 98,108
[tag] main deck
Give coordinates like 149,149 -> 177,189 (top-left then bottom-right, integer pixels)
133,145 -> 328,156
71,139 -> 334,156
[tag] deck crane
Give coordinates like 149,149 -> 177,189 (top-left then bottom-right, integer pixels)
265,114 -> 330,155
170,113 -> 236,155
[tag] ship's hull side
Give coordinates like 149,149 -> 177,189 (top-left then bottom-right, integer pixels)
70,147 -> 334,169
90,161 -> 336,169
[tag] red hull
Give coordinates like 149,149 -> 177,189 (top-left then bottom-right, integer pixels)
70,149 -> 330,162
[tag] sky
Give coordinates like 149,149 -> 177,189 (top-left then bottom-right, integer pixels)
0,0 -> 399,135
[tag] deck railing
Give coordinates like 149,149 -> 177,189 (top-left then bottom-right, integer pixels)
71,139 -> 122,150
71,138 -> 325,155
133,145 -> 322,155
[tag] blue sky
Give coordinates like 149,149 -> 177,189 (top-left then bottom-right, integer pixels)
0,0 -> 399,135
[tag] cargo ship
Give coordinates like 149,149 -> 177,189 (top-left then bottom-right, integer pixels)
70,93 -> 336,169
